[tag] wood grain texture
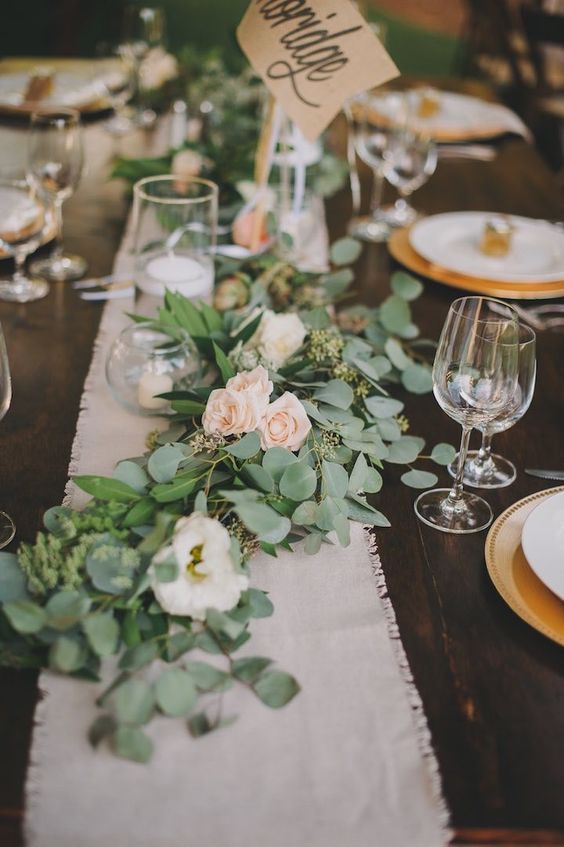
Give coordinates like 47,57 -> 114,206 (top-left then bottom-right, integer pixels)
0,110 -> 563,847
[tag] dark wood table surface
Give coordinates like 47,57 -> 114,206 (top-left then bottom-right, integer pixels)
0,115 -> 563,847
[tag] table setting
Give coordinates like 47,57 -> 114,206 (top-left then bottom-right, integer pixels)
0,1 -> 563,846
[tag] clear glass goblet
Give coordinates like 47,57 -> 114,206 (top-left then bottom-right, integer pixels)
27,108 -> 87,282
414,296 -> 519,534
0,324 -> 15,548
0,173 -> 51,303
96,44 -> 137,137
123,5 -> 166,128
448,324 -> 536,489
382,119 -> 438,227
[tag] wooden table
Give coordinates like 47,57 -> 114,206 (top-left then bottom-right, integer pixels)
0,116 -> 563,847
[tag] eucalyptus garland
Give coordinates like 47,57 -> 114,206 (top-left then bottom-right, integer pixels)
0,239 -> 455,764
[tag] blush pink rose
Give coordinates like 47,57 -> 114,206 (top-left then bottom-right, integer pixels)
202,388 -> 263,437
259,392 -> 312,452
226,365 -> 272,414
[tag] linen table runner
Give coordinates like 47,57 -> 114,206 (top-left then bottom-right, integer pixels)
24,214 -> 450,847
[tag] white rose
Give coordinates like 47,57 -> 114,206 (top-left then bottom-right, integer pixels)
151,514 -> 248,620
139,47 -> 178,90
258,392 -> 312,452
255,311 -> 307,369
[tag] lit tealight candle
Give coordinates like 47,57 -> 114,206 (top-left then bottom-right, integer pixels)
143,254 -> 212,299
137,371 -> 174,411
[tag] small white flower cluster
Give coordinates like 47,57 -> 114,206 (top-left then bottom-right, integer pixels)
139,47 -> 178,91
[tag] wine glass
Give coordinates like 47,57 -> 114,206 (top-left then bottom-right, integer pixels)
0,324 -> 15,548
123,5 -> 166,127
349,91 -> 397,243
414,297 -> 519,534
448,324 -> 536,489
0,171 -> 51,302
27,108 -> 87,282
382,111 -> 438,227
96,43 -> 137,137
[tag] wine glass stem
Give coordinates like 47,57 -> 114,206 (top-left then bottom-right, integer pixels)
446,425 -> 472,509
13,251 -> 27,284
474,431 -> 494,471
52,198 -> 64,261
370,169 -> 384,219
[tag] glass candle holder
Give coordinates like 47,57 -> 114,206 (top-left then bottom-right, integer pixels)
106,321 -> 201,415
132,175 -> 218,301
274,187 -> 325,269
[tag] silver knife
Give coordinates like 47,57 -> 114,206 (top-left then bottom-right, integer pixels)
525,469 -> 564,481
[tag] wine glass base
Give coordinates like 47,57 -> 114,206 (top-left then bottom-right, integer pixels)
348,215 -> 390,242
29,254 -> 87,282
448,451 -> 517,489
414,488 -> 493,534
380,202 -> 421,228
0,276 -> 49,303
0,511 -> 15,549
103,114 -> 136,137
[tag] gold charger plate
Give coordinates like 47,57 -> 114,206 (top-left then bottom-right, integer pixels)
388,227 -> 564,300
485,487 -> 564,646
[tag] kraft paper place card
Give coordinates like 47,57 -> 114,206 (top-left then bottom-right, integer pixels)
237,0 -> 399,141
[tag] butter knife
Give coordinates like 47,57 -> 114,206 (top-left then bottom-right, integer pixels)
525,469 -> 564,481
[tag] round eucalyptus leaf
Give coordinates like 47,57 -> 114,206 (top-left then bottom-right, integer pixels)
147,446 -> 184,484
314,379 -> 354,410
279,461 -> 318,501
83,613 -> 120,657
49,636 -> 84,672
43,506 -> 72,537
240,463 -> 275,494
114,460 -> 150,493
155,668 -> 197,717
113,726 -> 153,764
46,591 -> 91,631
321,461 -> 349,499
235,502 -> 291,544
254,671 -> 300,708
113,678 -> 155,726
390,272 -> 424,301
224,431 -> 261,460
386,437 -> 424,465
3,600 -> 46,634
384,338 -> 411,371
401,469 -> 439,489
401,364 -> 433,395
262,447 -> 298,482
330,236 -> 362,266
379,295 -> 411,334
0,553 -> 28,602
364,396 -> 404,420
292,501 -> 318,526
431,443 -> 457,466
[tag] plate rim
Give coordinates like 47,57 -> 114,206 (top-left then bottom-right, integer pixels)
521,490 -> 564,601
409,212 -> 564,284
485,486 -> 564,646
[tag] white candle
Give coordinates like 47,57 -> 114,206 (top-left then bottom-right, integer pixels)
137,371 -> 174,411
141,254 -> 213,299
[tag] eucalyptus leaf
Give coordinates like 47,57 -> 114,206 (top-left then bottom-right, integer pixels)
235,502 -> 291,544
45,591 -> 91,631
0,553 -> 27,602
333,513 -> 351,547
49,636 -> 84,672
379,295 -> 411,334
113,678 -> 155,725
113,461 -> 150,494
254,671 -> 300,708
313,380 -> 354,410
321,461 -> 348,499
279,461 -> 317,501
330,236 -> 362,266
345,497 -> 390,527
292,501 -> 318,526
119,639 -> 160,671
364,396 -> 404,419
147,445 -> 185,483
239,463 -> 274,493
390,271 -> 424,301
224,431 -> 261,460
401,364 -> 433,395
155,668 -> 197,716
248,588 -> 274,618
232,656 -> 272,684
384,338 -> 411,371
401,469 -> 439,489
431,443 -> 457,466
386,437 -> 425,465
262,447 -> 298,482
185,661 -> 232,692
304,532 -> 323,555
113,726 -> 153,763
83,613 -> 120,657
3,600 -> 47,634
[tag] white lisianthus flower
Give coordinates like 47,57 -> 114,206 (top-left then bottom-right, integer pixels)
139,47 -> 178,90
254,311 -> 307,370
151,514 -> 248,620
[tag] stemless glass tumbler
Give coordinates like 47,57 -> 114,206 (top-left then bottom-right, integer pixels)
132,175 -> 218,301
27,108 -> 86,282
449,324 -> 536,488
414,297 -> 519,534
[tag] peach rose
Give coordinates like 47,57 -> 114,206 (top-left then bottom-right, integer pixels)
259,392 -> 312,452
202,388 -> 264,437
226,365 -> 273,414
232,209 -> 269,250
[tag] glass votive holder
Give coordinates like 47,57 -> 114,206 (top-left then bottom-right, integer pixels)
132,175 -> 218,301
273,187 -> 325,269
106,321 -> 201,416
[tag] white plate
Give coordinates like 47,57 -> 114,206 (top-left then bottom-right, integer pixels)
521,490 -> 564,601
409,212 -> 564,283
368,89 -> 528,141
0,70 -> 111,112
